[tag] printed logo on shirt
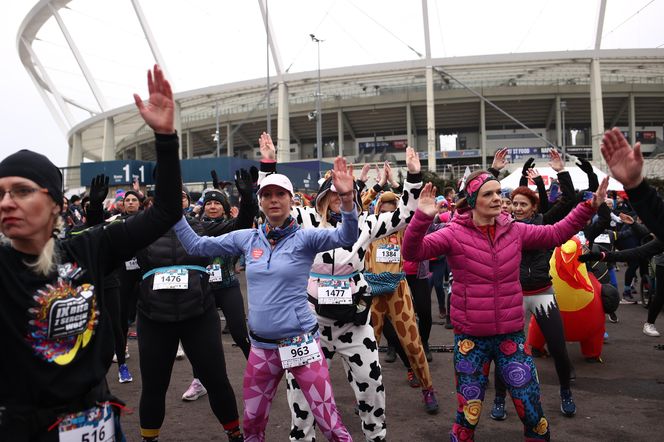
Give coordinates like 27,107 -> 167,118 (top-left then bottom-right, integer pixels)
27,270 -> 98,365
251,248 -> 264,259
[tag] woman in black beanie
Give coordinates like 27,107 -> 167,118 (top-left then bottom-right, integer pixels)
0,64 -> 183,441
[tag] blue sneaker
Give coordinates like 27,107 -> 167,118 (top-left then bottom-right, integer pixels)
490,395 -> 507,420
560,388 -> 576,417
118,364 -> 133,383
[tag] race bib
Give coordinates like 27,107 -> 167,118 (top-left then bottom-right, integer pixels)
376,244 -> 401,263
278,332 -> 322,369
152,268 -> 188,290
208,264 -> 222,283
58,402 -> 115,442
317,279 -> 352,305
124,257 -> 139,271
594,233 -> 611,244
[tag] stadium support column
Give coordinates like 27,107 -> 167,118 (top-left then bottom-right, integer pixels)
136,144 -> 142,160
186,131 -> 193,159
555,95 -> 562,148
628,93 -> 636,146
226,124 -> 234,157
102,118 -> 115,161
426,66 -> 436,172
406,103 -> 414,148
68,132 -> 83,190
589,59 -> 605,167
277,82 -> 290,162
337,109 -> 344,157
480,100 -> 487,170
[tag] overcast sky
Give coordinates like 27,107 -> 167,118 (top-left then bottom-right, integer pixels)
2,0 -> 663,167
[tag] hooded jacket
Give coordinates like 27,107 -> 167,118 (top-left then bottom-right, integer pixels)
402,202 -> 595,336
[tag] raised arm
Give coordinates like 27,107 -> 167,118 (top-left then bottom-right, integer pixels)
174,216 -> 246,257
402,183 -> 453,261
601,127 -> 664,240
522,177 -> 607,250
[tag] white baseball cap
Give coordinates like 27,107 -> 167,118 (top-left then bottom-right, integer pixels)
257,173 -> 294,196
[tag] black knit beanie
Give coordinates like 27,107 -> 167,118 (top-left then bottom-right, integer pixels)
0,149 -> 63,207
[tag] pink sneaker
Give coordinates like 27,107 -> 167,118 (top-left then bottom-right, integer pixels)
182,378 -> 207,401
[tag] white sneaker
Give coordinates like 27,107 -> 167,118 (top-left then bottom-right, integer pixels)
643,323 -> 661,337
182,378 -> 207,401
112,345 -> 130,363
176,342 -> 186,360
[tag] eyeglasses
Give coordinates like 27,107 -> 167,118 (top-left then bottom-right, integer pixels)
0,186 -> 48,201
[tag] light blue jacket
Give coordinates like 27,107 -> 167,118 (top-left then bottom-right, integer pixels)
174,209 -> 358,349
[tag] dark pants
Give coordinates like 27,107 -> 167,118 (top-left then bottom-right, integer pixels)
103,285 -> 126,365
429,258 -> 450,313
406,274 -> 432,347
624,260 -> 648,293
647,265 -> 664,324
137,307 -> 239,431
213,284 -> 250,359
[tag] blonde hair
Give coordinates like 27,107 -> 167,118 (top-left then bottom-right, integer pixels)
26,215 -> 63,277
317,194 -> 332,228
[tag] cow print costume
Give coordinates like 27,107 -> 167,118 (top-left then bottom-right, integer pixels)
283,173 -> 422,442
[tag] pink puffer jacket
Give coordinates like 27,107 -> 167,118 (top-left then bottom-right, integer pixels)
403,202 -> 595,336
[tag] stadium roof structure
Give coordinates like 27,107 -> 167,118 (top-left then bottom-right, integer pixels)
17,0 -> 664,187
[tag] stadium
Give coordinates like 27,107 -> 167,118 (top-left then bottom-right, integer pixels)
17,1 -> 664,191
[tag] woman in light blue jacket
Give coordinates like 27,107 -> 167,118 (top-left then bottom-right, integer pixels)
174,157 -> 358,442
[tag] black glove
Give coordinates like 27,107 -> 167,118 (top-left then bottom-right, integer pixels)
211,170 -> 221,190
89,174 -> 109,207
576,158 -> 594,175
235,168 -> 253,200
249,166 -> 259,184
521,158 -> 535,176
578,251 -> 605,263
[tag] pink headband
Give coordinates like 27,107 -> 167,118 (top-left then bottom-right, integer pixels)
466,173 -> 498,208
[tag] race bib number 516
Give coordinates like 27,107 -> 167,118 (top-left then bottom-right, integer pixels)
58,402 -> 115,442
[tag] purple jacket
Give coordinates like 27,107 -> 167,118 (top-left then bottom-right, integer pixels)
403,202 -> 595,336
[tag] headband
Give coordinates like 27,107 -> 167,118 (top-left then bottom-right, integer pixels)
466,173 -> 498,208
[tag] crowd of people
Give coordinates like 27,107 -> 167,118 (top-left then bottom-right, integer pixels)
1,65 -> 662,442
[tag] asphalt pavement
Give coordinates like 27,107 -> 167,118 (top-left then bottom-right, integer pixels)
109,274 -> 664,441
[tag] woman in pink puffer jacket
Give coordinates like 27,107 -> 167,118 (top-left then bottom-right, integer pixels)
403,171 -> 608,442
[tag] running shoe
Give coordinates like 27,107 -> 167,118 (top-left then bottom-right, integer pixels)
176,342 -> 186,360
127,330 -> 138,340
490,396 -> 507,420
424,344 -> 433,363
422,388 -> 439,414
112,345 -> 130,363
384,346 -> 397,363
407,369 -> 420,388
225,428 -> 244,441
620,294 -> 638,304
560,388 -> 576,417
182,378 -> 207,401
643,322 -> 661,337
608,312 -> 618,323
118,364 -> 133,383
444,317 -> 453,330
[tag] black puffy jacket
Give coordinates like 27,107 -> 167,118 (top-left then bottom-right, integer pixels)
519,214 -> 554,292
136,219 -> 214,322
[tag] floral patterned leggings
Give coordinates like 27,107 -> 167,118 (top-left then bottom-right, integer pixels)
452,331 -> 550,442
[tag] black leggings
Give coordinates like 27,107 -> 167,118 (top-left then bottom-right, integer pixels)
624,260 -> 648,291
214,285 -> 250,358
382,318 -> 411,368
647,265 -> 664,324
137,307 -> 239,430
103,285 -> 127,365
406,274 -> 432,347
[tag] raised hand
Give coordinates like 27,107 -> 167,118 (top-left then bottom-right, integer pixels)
591,176 -> 609,209
133,65 -> 174,134
259,132 -> 276,161
491,147 -> 509,171
526,168 -> 540,181
89,174 -> 109,206
576,157 -> 594,175
330,156 -> 354,196
549,148 -> 565,172
405,147 -> 421,174
522,157 -> 535,177
358,163 -> 371,183
418,182 -> 438,217
210,170 -> 221,190
249,166 -> 259,184
235,168 -> 253,200
601,127 -> 643,189
230,206 -> 239,218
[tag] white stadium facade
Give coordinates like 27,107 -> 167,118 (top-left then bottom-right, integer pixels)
17,0 -> 664,190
